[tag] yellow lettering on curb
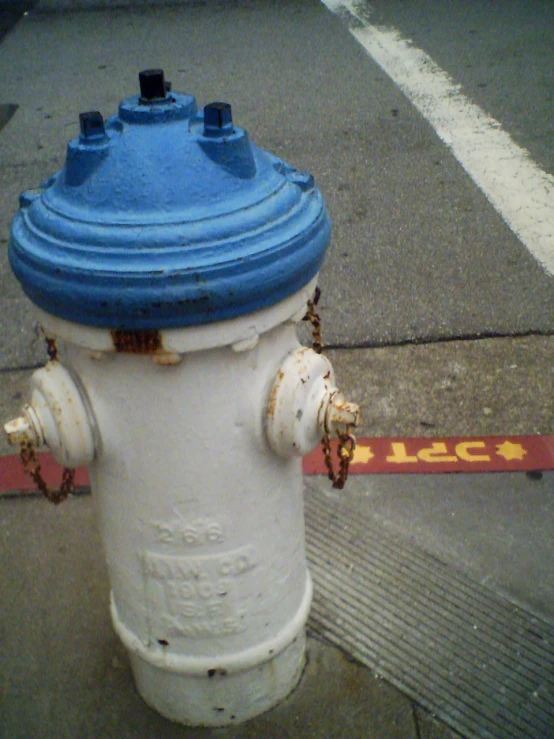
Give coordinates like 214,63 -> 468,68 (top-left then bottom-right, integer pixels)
455,441 -> 490,462
418,442 -> 458,463
351,445 -> 374,464
496,441 -> 527,461
386,443 -> 418,464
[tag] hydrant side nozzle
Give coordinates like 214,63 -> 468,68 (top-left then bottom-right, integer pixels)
4,361 -> 97,467
265,347 -> 360,459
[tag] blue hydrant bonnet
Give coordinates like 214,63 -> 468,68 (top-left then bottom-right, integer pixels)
9,69 -> 330,329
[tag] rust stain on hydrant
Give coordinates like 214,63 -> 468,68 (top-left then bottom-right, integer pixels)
45,335 -> 58,361
111,329 -> 163,354
266,370 -> 285,419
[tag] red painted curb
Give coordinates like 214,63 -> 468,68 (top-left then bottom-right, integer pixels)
304,435 -> 554,475
0,452 -> 90,493
1,435 -> 553,495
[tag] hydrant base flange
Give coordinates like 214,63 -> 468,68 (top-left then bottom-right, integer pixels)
130,635 -> 306,727
115,574 -> 312,726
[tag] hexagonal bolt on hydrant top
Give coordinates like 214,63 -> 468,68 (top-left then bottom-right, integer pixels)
4,69 -> 359,727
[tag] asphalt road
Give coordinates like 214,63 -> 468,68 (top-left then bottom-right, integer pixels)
364,0 -> 554,177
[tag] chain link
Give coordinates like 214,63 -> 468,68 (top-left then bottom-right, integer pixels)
303,286 -> 322,354
45,335 -> 58,362
303,287 -> 356,489
322,429 -> 356,490
20,439 -> 75,505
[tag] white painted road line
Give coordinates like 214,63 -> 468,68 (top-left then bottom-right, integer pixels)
321,0 -> 554,277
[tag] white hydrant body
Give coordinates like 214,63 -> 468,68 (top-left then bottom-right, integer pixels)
5,71 -> 359,726
39,290 -> 319,724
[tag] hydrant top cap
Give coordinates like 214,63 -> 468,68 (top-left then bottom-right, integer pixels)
9,70 -> 330,330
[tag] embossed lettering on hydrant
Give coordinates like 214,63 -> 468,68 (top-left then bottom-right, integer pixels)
150,518 -> 225,547
143,544 -> 259,638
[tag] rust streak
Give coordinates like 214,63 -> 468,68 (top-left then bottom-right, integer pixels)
267,370 -> 285,418
111,329 -> 162,354
45,336 -> 58,361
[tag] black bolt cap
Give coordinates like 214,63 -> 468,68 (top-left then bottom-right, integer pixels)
139,69 -> 167,102
79,111 -> 105,139
204,102 -> 233,137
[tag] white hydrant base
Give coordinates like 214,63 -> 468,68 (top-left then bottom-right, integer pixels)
113,575 -> 312,726
129,632 -> 306,727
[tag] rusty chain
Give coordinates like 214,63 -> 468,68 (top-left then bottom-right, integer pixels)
322,430 -> 356,490
18,332 -> 76,504
303,287 -> 356,490
20,439 -> 76,505
303,286 -> 323,354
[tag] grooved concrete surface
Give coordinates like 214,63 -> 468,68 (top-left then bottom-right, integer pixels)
306,487 -> 554,739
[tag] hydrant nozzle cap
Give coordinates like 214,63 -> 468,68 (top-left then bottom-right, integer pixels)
79,111 -> 106,141
139,68 -> 168,103
4,412 -> 40,447
325,391 -> 360,432
204,102 -> 234,137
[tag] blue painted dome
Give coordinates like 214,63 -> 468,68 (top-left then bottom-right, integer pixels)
9,70 -> 330,329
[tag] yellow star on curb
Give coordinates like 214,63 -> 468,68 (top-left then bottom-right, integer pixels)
496,440 -> 527,461
352,445 -> 374,464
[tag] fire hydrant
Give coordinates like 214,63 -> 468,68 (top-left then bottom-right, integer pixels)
5,70 -> 359,726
